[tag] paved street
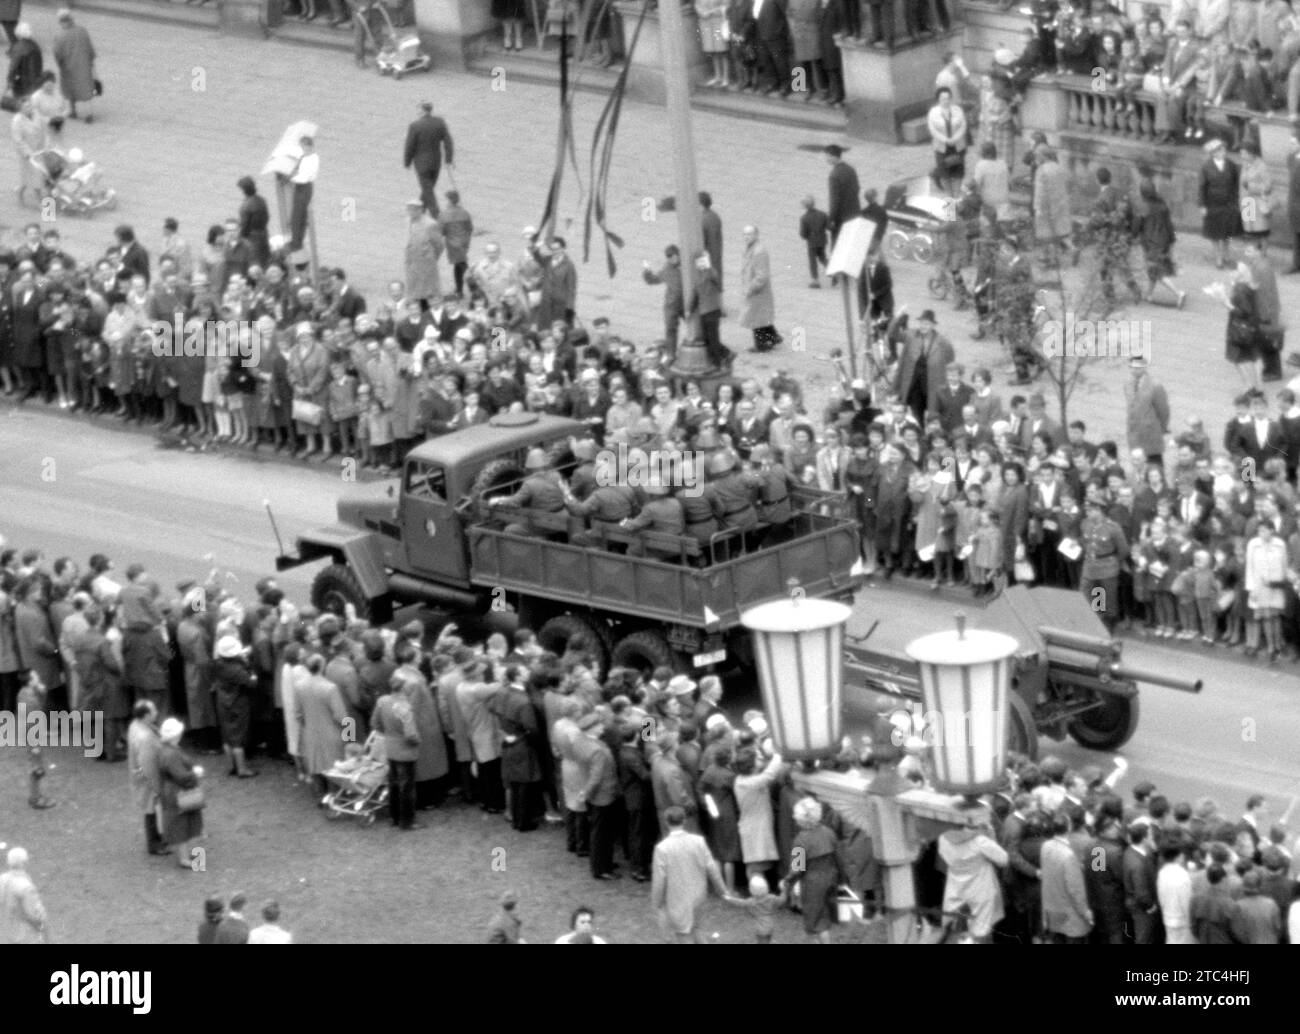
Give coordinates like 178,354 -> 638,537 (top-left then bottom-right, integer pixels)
6,7 -> 1299,448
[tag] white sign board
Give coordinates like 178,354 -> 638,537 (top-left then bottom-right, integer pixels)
825,217 -> 877,279
262,121 -> 319,177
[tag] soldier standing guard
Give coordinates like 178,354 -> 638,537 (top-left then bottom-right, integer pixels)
1079,497 -> 1129,633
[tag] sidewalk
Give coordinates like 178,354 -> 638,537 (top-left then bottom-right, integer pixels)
6,6 -> 1293,451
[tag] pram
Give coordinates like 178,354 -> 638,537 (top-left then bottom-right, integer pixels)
881,176 -> 953,266
30,147 -> 117,215
361,1 -> 431,78
321,732 -> 390,824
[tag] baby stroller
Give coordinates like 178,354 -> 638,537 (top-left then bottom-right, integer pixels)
321,732 -> 390,824
31,147 -> 117,215
882,176 -> 953,266
365,1 -> 431,78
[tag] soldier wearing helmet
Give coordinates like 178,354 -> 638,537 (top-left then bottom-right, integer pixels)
569,438 -> 600,501
675,455 -> 720,549
563,453 -> 637,548
621,479 -> 686,559
487,448 -> 567,538
706,449 -> 761,532
747,444 -> 798,543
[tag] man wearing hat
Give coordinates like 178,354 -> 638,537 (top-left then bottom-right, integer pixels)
621,479 -> 686,558
405,200 -> 445,308
1124,357 -> 1170,470
236,176 -> 271,268
403,101 -> 454,217
894,309 -> 954,425
825,145 -> 860,245
798,195 -> 830,288
488,448 -> 567,538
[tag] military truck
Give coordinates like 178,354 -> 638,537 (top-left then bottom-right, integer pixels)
272,411 -> 863,675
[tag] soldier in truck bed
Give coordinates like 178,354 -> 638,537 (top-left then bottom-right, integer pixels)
676,457 -> 720,548
706,451 -> 762,532
563,457 -> 637,549
487,448 -> 566,538
568,439 -> 600,501
622,480 -> 686,559
747,445 -> 798,544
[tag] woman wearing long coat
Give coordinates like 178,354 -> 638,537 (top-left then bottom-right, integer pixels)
157,718 -> 204,870
738,231 -> 777,350
1199,141 -> 1242,268
872,447 -> 914,574
697,751 -> 742,884
294,659 -> 348,787
404,207 -> 444,304
52,13 -> 95,114
402,665 -> 449,806
938,824 -> 1008,941
552,700 -> 589,853
1245,522 -> 1288,658
1225,262 -> 1263,373
210,638 -> 258,777
70,612 -> 130,762
787,0 -> 822,81
732,749 -> 786,878
175,609 -> 216,738
996,462 -> 1030,577
1032,150 -> 1072,251
287,330 -> 329,455
784,797 -> 844,942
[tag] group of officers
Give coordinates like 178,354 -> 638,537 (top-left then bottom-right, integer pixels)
484,432 -> 803,562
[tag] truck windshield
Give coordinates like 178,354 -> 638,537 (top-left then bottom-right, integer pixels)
405,461 -> 447,500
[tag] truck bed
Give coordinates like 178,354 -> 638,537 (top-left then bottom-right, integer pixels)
466,510 -> 862,629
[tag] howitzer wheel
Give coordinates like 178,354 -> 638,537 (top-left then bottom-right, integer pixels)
312,563 -> 371,620
1068,692 -> 1140,751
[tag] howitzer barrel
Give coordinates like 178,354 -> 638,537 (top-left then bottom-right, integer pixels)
1106,662 -> 1203,693
1039,627 -> 1122,659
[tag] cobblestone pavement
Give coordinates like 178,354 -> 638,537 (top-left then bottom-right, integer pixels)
9,6 -> 1299,448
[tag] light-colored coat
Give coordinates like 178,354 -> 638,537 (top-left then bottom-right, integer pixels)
175,616 -> 216,731
738,239 -> 775,329
127,716 -> 162,815
1124,372 -> 1170,457
1034,159 -> 1073,242
404,668 -> 449,782
938,829 -> 1007,938
295,673 -> 348,776
52,22 -> 96,103
928,102 -> 968,155
553,716 -> 587,812
1041,835 -> 1093,938
651,828 -> 727,935
15,600 -> 63,691
1245,534 -> 1288,611
455,678 -> 502,763
733,754 -> 785,863
405,215 -> 444,303
0,870 -> 47,944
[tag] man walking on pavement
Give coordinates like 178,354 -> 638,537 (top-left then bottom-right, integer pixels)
404,101 -> 454,217
825,145 -> 861,244
651,806 -> 730,943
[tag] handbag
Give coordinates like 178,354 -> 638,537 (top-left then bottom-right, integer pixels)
93,78 -> 103,97
176,783 -> 205,813
292,398 -> 323,425
0,92 -> 16,113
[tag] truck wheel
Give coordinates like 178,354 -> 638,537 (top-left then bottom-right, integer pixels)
312,563 -> 371,620
1068,692 -> 1140,751
611,630 -> 676,677
538,614 -> 610,673
1007,691 -> 1038,761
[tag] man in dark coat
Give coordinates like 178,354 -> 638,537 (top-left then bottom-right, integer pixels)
403,100 -> 454,217
699,192 -> 723,285
825,145 -> 861,243
1086,815 -> 1127,944
488,665 -> 543,832
11,270 -> 43,400
858,248 -> 894,327
115,225 -> 150,286
1287,129 -> 1300,274
753,0 -> 793,97
236,176 -> 271,268
1122,822 -> 1161,943
573,711 -> 621,879
893,309 -> 954,424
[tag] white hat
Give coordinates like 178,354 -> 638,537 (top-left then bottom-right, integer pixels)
667,674 -> 697,696
6,846 -> 28,869
67,147 -> 84,163
159,717 -> 185,743
295,321 -> 314,339
994,47 -> 1016,66
216,635 -> 243,659
705,713 -> 729,732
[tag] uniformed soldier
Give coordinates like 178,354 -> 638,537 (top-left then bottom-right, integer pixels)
569,439 -> 600,501
748,444 -> 798,545
1079,496 -> 1128,632
488,448 -> 567,538
706,450 -> 760,533
630,416 -> 663,453
622,479 -> 686,559
675,457 -> 720,556
564,454 -> 637,548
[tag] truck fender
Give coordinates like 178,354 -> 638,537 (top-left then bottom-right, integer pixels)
297,525 -> 390,601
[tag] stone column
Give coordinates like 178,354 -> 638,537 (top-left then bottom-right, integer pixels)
414,0 -> 495,69
614,0 -> 707,106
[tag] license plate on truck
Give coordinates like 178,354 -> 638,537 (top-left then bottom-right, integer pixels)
693,649 -> 726,668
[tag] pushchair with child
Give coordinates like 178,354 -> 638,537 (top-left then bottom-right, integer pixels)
30,146 -> 117,215
321,732 -> 390,824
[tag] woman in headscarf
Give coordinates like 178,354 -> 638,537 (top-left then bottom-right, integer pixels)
1223,261 -> 1263,387
157,717 -> 205,870
697,746 -> 742,892
782,797 -> 845,943
1133,178 -> 1184,306
937,817 -> 1008,942
210,634 -> 258,778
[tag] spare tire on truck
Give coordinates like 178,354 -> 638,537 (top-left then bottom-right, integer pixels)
467,459 -> 526,521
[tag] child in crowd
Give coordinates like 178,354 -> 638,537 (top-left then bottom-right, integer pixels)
968,508 -> 1002,597
724,874 -> 787,944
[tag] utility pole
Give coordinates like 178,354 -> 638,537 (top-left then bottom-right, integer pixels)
656,0 -> 703,346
